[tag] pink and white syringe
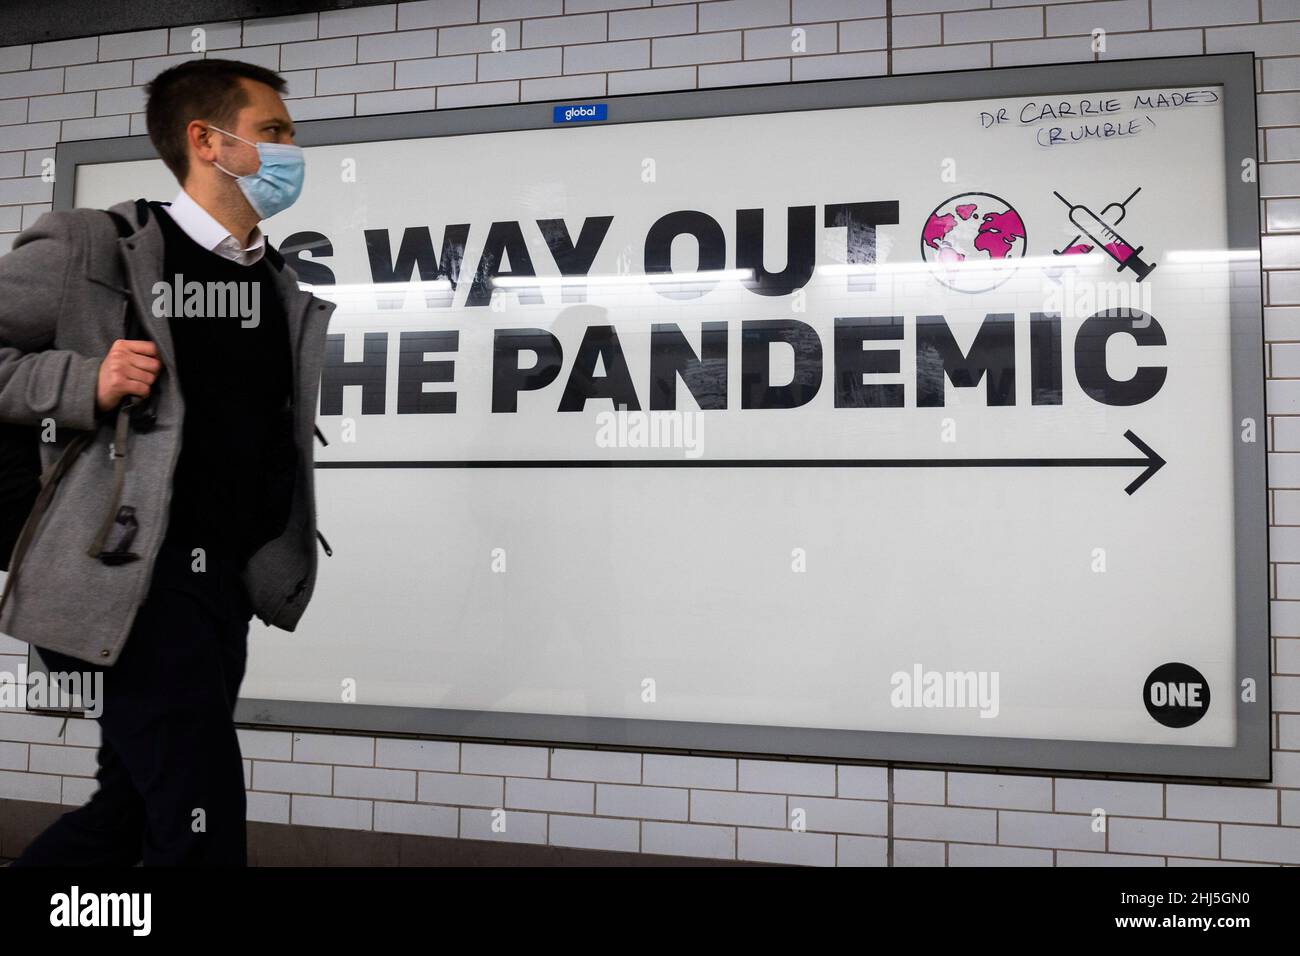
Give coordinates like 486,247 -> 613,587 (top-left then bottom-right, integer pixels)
1053,190 -> 1157,281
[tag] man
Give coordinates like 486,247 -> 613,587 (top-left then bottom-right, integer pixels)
0,58 -> 336,865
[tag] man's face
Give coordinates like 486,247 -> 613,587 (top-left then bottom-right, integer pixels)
210,77 -> 296,177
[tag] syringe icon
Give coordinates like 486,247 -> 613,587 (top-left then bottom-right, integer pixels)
1053,190 -> 1157,281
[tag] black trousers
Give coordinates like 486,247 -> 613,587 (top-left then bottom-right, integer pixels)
12,538 -> 254,867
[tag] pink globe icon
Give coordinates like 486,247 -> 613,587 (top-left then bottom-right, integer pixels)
920,191 -> 1026,293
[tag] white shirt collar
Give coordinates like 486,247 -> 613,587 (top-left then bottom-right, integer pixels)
166,188 -> 265,266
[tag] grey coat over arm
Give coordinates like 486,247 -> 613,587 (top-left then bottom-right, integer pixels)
0,199 -> 336,666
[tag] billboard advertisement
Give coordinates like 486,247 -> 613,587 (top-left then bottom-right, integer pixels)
60,54 -> 1267,777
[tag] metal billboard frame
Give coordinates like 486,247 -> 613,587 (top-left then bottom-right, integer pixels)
51,52 -> 1268,779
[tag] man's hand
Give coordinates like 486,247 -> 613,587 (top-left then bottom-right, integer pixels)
96,339 -> 160,412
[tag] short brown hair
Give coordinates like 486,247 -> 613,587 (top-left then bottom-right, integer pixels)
144,58 -> 287,183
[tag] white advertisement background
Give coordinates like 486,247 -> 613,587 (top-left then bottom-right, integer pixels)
74,86 -> 1235,746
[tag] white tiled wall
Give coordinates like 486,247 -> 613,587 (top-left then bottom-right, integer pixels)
2,0 -> 1299,866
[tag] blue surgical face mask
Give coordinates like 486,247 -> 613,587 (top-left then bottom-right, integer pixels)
209,124 -> 304,219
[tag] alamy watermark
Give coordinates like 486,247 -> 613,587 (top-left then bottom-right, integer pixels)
890,663 -> 1000,718
0,665 -> 103,717
50,886 -> 150,936
595,406 -> 704,458
1042,272 -> 1152,321
151,273 -> 260,328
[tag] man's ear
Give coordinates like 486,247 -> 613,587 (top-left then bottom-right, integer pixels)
187,120 -> 217,164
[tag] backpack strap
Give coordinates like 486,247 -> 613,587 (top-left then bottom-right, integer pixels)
105,207 -> 150,344
85,205 -> 160,565
84,394 -> 140,564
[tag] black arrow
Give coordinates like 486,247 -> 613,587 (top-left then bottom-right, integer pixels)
1115,429 -> 1166,495
316,429 -> 1165,495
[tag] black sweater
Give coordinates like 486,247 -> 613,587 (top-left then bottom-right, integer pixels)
153,203 -> 296,567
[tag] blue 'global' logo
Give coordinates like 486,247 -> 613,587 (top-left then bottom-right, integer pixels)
553,103 -> 607,124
